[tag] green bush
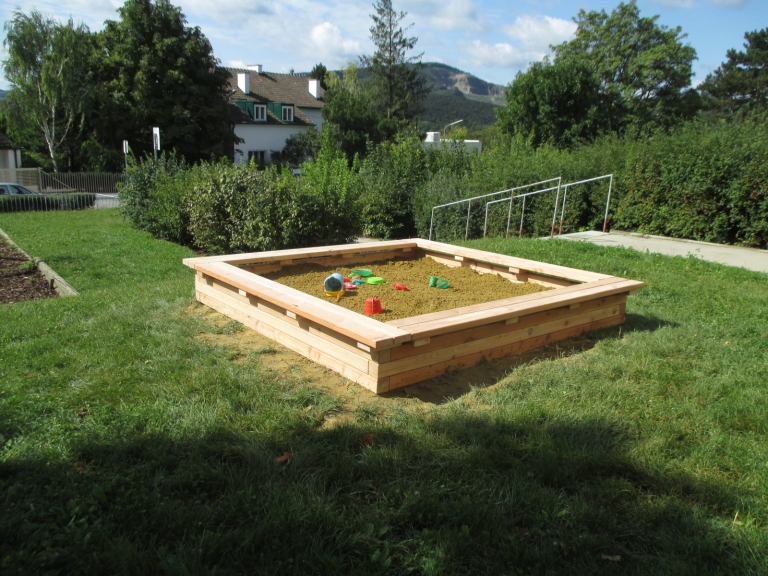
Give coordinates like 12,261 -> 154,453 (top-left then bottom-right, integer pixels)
359,135 -> 426,239
186,159 -> 358,254
118,154 -> 191,244
0,193 -> 96,213
413,115 -> 768,247
612,117 -> 768,246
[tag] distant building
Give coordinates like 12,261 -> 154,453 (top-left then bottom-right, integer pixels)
422,132 -> 482,154
226,65 -> 324,165
0,131 -> 22,169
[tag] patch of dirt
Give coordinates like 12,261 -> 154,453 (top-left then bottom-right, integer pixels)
0,240 -> 57,304
264,256 -> 551,322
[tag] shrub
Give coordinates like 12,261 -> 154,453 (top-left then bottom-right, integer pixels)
186,158 -> 359,254
118,155 -> 191,244
359,135 -> 426,239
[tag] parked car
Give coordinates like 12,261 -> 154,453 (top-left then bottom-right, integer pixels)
0,183 -> 39,195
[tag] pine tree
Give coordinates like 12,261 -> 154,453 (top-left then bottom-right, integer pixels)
361,0 -> 428,129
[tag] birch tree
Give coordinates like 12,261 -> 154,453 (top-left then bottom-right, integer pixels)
3,11 -> 91,172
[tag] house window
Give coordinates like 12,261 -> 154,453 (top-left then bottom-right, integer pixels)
254,105 -> 266,121
282,106 -> 294,122
248,150 -> 266,164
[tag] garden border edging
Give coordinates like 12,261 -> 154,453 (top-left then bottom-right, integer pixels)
0,226 -> 79,297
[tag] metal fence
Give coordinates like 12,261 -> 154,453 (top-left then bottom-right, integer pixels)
429,174 -> 615,241
40,171 -> 125,194
429,178 -> 561,241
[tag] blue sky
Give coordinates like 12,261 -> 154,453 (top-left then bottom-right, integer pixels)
1,0 -> 765,89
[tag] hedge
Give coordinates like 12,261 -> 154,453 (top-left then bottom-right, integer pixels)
0,193 -> 96,213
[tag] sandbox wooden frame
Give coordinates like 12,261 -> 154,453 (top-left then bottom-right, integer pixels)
184,239 -> 644,394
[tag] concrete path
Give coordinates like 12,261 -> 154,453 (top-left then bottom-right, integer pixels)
554,230 -> 768,274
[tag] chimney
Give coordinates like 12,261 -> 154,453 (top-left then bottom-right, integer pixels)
308,79 -> 320,99
247,64 -> 263,74
237,72 -> 250,94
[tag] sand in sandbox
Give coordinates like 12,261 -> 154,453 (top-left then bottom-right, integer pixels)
263,256 -> 552,322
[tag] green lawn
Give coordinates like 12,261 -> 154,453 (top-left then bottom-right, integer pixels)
1,210 -> 767,575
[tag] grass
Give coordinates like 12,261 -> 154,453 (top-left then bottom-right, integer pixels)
1,210 -> 767,574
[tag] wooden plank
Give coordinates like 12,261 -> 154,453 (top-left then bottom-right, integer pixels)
194,261 -> 411,349
240,250 -> 418,275
200,289 -> 389,394
388,276 -> 620,329
196,281 -> 372,374
183,239 -> 418,268
388,293 -> 626,361
388,278 -> 643,339
204,278 -> 377,361
375,305 -> 622,378
422,252 -> 462,268
415,239 -> 612,282
388,314 -> 624,390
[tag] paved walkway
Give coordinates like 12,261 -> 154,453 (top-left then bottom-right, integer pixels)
554,230 -> 768,274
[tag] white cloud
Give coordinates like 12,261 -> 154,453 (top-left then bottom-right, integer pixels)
180,0 -> 273,24
4,0 -> 122,30
308,22 -> 362,62
403,0 -> 481,32
654,0 -> 694,7
710,0 -> 750,7
504,15 -> 577,50
465,40 -> 542,69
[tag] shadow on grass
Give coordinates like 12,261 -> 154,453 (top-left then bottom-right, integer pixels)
1,411 -> 760,575
388,313 -> 676,405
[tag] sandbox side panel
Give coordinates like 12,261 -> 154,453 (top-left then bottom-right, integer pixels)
195,280 -> 390,394
388,313 -> 625,390
388,293 -> 627,362
374,302 -> 624,379
240,247 -> 418,275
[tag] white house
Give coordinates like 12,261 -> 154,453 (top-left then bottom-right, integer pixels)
422,132 -> 482,154
0,132 -> 22,169
226,65 -> 324,165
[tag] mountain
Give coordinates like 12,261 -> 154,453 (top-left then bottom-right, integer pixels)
420,63 -> 506,105
0,89 -> 6,100
417,63 -> 506,133
327,62 -> 507,132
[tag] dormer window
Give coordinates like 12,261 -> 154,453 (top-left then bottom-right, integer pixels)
254,105 -> 266,122
282,106 -> 294,122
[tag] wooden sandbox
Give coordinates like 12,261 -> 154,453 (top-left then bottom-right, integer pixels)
184,239 -> 644,394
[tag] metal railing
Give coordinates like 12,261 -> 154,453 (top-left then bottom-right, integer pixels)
428,173 -> 615,241
556,174 -> 614,235
428,178 -> 561,241
482,184 -> 563,239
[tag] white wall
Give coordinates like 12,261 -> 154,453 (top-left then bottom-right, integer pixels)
422,140 -> 483,154
300,108 -> 324,132
0,149 -> 19,169
234,124 -> 308,164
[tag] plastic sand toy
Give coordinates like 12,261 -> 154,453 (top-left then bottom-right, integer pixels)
364,297 -> 383,315
344,282 -> 358,290
351,269 -> 372,277
429,276 -> 449,289
351,279 -> 366,286
391,283 -> 409,291
324,273 -> 345,300
366,276 -> 388,285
